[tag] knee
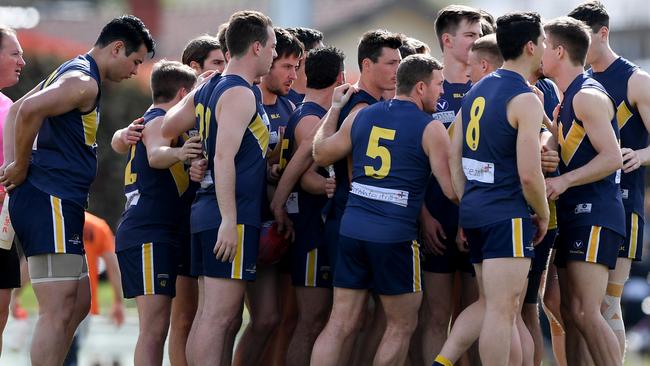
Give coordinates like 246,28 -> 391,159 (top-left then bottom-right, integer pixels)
250,312 -> 280,334
542,288 -> 561,315
386,315 -> 418,339
0,305 -> 8,328
566,299 -> 598,329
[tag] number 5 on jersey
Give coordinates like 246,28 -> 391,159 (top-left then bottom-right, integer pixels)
365,126 -> 396,179
465,97 -> 485,151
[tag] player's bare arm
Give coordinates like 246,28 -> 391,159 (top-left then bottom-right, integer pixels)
161,88 -> 199,140
423,119 -> 457,203
622,70 -> 650,172
145,116 -> 202,169
448,111 -> 466,200
111,117 -> 144,154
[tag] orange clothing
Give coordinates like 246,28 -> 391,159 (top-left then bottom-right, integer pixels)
83,212 -> 115,315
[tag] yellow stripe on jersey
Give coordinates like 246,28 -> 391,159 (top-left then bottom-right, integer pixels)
447,120 -> 455,137
43,70 -> 59,88
587,226 -> 601,263
306,249 -> 318,287
279,138 -> 290,171
124,145 -> 137,186
412,240 -> 422,292
512,218 -> 524,258
142,243 -> 154,295
81,109 -> 98,146
169,161 -> 190,196
617,101 -> 633,130
50,196 -> 66,253
558,120 -> 586,166
548,199 -> 558,230
629,213 -> 639,259
231,224 -> 245,280
248,115 -> 270,158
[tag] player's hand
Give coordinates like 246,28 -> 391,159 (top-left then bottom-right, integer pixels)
0,161 -> 28,192
545,175 -> 569,200
176,136 -> 203,163
541,146 -> 560,173
325,177 -> 336,198
214,220 -> 238,262
120,117 -> 145,146
532,213 -> 549,245
267,164 -> 281,183
189,159 -> 207,182
622,147 -> 641,173
420,212 -> 446,255
196,70 -> 216,86
331,83 -> 357,109
456,227 -> 469,253
110,301 -> 125,327
531,85 -> 544,105
271,202 -> 294,241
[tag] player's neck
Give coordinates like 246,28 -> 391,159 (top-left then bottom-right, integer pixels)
221,59 -> 259,86
501,59 -> 534,84
88,48 -> 108,81
553,65 -> 586,93
304,87 -> 333,110
292,82 -> 306,94
357,76 -> 383,101
589,45 -> 618,73
152,100 -> 176,112
442,52 -> 469,84
395,95 -> 422,110
260,84 -> 278,106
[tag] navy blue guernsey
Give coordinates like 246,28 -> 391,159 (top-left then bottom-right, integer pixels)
536,78 -> 561,121
340,100 -> 431,242
589,57 -> 646,218
280,101 -> 327,170
329,90 -> 380,220
265,95 -> 293,149
460,69 -> 531,228
191,74 -> 270,232
557,73 -> 625,235
28,54 -> 101,207
116,108 -> 192,250
287,88 -> 305,105
431,80 -> 471,125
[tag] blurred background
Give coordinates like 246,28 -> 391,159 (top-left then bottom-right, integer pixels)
1,0 -> 650,364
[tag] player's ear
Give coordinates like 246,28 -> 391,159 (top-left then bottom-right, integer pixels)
441,33 -> 452,50
480,59 -> 489,72
111,40 -> 125,57
189,61 -> 202,74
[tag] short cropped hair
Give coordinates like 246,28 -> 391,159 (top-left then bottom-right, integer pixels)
305,46 -> 345,89
151,60 -> 197,103
396,54 -> 443,95
226,11 -> 273,58
286,27 -> 323,51
434,5 -> 482,51
544,17 -> 591,66
496,12 -> 542,61
479,10 -> 496,35
399,36 -> 431,58
357,29 -> 402,70
0,26 -> 17,49
216,23 -> 228,55
181,35 -> 221,68
274,27 -> 303,60
568,1 -> 609,33
471,34 -> 503,68
95,15 -> 155,57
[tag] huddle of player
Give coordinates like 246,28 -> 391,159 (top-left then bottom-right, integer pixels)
0,1 -> 647,365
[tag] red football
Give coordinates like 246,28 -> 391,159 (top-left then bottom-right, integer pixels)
258,221 -> 290,265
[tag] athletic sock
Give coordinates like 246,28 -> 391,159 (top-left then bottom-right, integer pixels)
432,354 -> 453,366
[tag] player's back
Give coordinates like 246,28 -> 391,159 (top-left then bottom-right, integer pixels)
460,69 -> 531,229
340,99 -> 431,243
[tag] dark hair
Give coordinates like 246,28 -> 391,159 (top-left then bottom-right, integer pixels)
568,1 -> 609,33
396,54 -> 442,95
357,29 -> 402,70
306,46 -> 345,89
95,15 -> 155,57
544,17 -> 591,66
226,11 -> 273,58
399,36 -> 430,58
496,12 -> 542,61
216,23 -> 228,55
286,27 -> 323,51
274,27 -> 303,60
181,35 -> 221,67
151,60 -> 197,103
0,26 -> 16,50
480,10 -> 496,35
471,34 -> 503,68
434,5 -> 482,51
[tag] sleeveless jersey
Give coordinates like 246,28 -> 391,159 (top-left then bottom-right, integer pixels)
265,95 -> 293,149
536,78 -> 561,230
341,99 -> 432,242
556,73 -> 625,235
589,57 -> 646,218
28,54 -> 101,207
287,88 -> 305,106
191,74 -> 270,232
459,69 -> 532,228
116,108 -> 192,250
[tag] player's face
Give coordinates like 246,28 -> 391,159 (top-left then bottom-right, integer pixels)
585,31 -> 599,66
202,49 -> 226,73
258,26 -> 277,77
531,27 -> 546,71
0,34 -> 25,89
422,69 -> 444,114
541,35 -> 558,78
110,43 -> 147,82
371,47 -> 401,92
465,49 -> 486,84
264,55 -> 299,96
449,19 -> 481,63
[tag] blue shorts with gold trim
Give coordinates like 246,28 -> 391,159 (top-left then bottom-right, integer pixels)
619,212 -> 643,261
9,180 -> 85,257
290,244 -> 332,288
116,242 -> 177,298
333,235 -> 422,295
554,225 -> 622,269
466,218 -> 535,264
192,224 -> 259,281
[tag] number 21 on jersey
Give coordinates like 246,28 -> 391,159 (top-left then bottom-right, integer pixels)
365,126 -> 396,179
465,97 -> 485,151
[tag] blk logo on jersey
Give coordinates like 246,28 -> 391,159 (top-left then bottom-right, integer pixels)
574,240 -> 583,249
436,99 -> 449,111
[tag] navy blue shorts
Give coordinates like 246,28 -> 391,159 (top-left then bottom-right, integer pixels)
192,224 -> 259,280
324,217 -> 341,275
554,225 -> 622,269
176,231 -> 194,278
466,218 -> 535,264
117,242 -> 177,298
619,212 -> 643,261
9,180 -> 85,257
334,235 -> 422,295
290,244 -> 332,288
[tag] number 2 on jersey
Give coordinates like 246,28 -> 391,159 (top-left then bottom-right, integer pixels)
465,97 -> 485,151
365,126 -> 396,179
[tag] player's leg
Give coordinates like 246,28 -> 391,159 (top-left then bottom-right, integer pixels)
0,241 -> 21,355
375,291 -> 422,365
420,266 -> 455,363
541,252 -> 567,366
134,295 -> 172,365
169,238 -> 199,366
